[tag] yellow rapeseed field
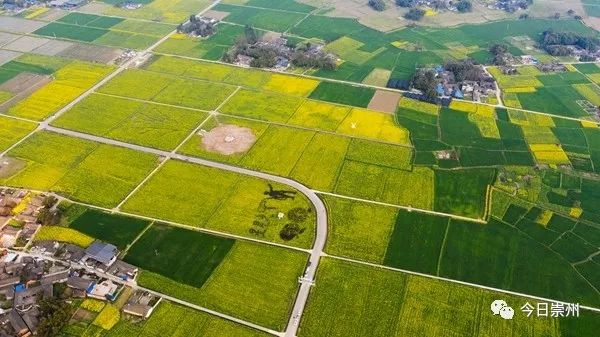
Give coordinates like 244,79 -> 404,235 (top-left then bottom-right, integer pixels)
8,62 -> 112,121
504,87 -> 537,93
581,120 -> 599,128
398,97 -> 439,115
535,209 -> 553,226
92,304 -> 120,330
570,207 -> 583,218
449,100 -> 477,113
529,144 -> 570,164
337,108 -> 410,145
34,226 -> 95,247
262,74 -> 320,97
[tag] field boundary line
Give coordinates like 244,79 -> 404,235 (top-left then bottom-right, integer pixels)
314,190 -> 486,223
2,184 -> 312,254
216,111 -> 414,148
94,92 -> 213,114
114,156 -> 169,210
152,52 -> 598,123
325,254 -> 600,313
435,219 -> 450,276
120,221 -> 154,258
17,249 -> 282,337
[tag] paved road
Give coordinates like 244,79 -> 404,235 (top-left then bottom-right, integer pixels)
44,125 -> 327,337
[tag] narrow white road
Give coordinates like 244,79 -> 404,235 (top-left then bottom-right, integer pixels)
43,125 -> 326,337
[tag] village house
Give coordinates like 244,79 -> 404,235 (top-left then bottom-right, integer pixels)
83,241 -> 119,268
123,291 -> 161,319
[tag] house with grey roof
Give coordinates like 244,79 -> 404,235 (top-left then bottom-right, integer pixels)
84,241 -> 119,267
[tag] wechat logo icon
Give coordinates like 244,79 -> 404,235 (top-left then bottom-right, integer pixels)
491,300 -> 514,320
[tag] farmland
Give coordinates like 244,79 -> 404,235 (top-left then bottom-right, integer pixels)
69,209 -> 150,249
124,224 -> 234,288
33,12 -> 175,50
0,116 -> 36,152
6,60 -> 113,121
121,160 -> 316,248
1,131 -> 159,207
299,258 -> 600,337
136,241 -> 307,331
74,301 -> 269,337
2,3 -> 600,336
52,93 -> 209,150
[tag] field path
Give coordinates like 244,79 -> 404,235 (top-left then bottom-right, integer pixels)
43,124 -> 327,337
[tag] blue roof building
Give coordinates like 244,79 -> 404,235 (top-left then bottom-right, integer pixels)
85,241 -> 119,266
436,83 -> 445,96
453,89 -> 464,99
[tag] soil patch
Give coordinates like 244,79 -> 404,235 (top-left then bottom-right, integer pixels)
204,9 -> 230,21
0,157 -> 26,179
32,39 -> 74,56
0,73 -> 52,111
0,50 -> 21,66
201,124 -> 256,155
367,89 -> 402,113
58,43 -> 122,64
3,36 -> 51,53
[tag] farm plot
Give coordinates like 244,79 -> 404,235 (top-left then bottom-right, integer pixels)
337,108 -> 410,145
219,89 -> 304,122
33,13 -> 174,49
323,195 -> 397,263
52,94 -> 209,150
7,61 -> 113,121
213,3 -> 306,32
491,68 -> 596,118
121,160 -> 316,248
192,242 -> 307,331
289,133 -> 349,191
98,69 -> 236,110
383,210 -> 450,275
124,224 -> 234,288
103,301 -> 269,337
136,241 -> 307,331
434,168 -> 495,218
69,209 -> 150,249
0,116 -> 36,152
98,0 -> 210,23
335,162 -> 434,210
299,258 -> 595,337
439,217 -> 600,307
154,24 -> 244,60
1,131 -> 159,207
287,100 -> 351,131
239,125 -> 314,176
34,225 -> 95,247
309,82 -> 376,108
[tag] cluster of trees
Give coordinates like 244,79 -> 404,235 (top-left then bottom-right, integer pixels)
456,0 -> 472,13
489,43 -> 513,66
279,207 -> 309,241
36,196 -> 61,226
405,8 -> 426,21
291,44 -> 337,70
540,30 -> 600,56
444,59 -> 483,82
397,0 -> 472,12
36,298 -> 73,337
176,15 -> 216,37
368,0 -> 386,11
223,25 -> 336,70
411,69 -> 438,100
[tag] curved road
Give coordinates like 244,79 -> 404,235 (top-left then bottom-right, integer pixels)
44,125 -> 325,337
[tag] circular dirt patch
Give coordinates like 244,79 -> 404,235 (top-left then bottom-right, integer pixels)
201,124 -> 256,155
